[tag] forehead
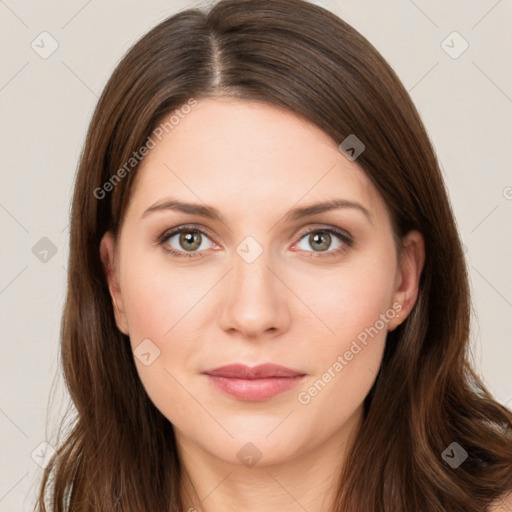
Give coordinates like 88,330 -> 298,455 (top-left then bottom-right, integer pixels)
127,97 -> 386,223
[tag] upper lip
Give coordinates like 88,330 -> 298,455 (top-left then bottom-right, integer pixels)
203,363 -> 305,379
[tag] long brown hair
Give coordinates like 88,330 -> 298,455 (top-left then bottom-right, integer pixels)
36,0 -> 512,510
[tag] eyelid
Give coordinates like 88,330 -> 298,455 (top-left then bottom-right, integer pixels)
293,223 -> 352,243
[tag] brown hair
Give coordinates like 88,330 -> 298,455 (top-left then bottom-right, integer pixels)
36,0 -> 512,510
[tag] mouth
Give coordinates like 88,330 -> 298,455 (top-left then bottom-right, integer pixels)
202,363 -> 306,401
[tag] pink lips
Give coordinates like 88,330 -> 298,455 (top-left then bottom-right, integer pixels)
203,363 -> 306,401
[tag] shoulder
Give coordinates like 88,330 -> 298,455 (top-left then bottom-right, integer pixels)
489,491 -> 512,511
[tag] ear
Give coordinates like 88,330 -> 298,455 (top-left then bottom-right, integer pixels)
389,230 -> 425,330
99,231 -> 129,335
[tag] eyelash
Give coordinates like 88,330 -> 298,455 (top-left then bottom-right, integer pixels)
156,224 -> 353,259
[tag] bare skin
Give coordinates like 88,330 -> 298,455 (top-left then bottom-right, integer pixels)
100,97 -> 425,511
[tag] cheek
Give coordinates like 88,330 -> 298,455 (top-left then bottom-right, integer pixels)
292,247 -> 396,410
293,291 -> 390,442
293,246 -> 397,348
119,266 -> 197,425
120,250 -> 204,344
122,273 -> 171,343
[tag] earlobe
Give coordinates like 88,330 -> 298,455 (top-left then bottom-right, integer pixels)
99,231 -> 129,335
390,230 -> 425,330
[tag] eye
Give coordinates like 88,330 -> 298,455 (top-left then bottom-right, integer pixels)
157,224 -> 353,259
294,227 -> 353,258
158,225 -> 215,258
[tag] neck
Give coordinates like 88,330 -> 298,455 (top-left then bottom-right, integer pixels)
177,406 -> 363,512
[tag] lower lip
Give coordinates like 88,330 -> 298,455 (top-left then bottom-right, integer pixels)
204,374 -> 305,401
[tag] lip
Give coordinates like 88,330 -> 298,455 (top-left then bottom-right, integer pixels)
203,364 -> 306,401
203,363 -> 304,379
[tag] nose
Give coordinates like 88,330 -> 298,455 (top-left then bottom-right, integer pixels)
218,246 -> 291,340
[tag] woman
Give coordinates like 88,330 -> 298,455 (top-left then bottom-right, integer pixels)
36,0 -> 512,510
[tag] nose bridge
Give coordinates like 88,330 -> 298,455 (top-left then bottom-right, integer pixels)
232,237 -> 278,306
218,235 -> 289,337
234,241 -> 273,292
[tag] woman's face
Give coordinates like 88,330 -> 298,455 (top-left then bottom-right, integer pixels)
101,97 -> 423,467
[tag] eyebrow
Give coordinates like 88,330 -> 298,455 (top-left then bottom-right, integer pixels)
141,197 -> 373,225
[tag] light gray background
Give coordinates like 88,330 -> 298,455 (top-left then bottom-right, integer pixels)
0,0 -> 511,509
